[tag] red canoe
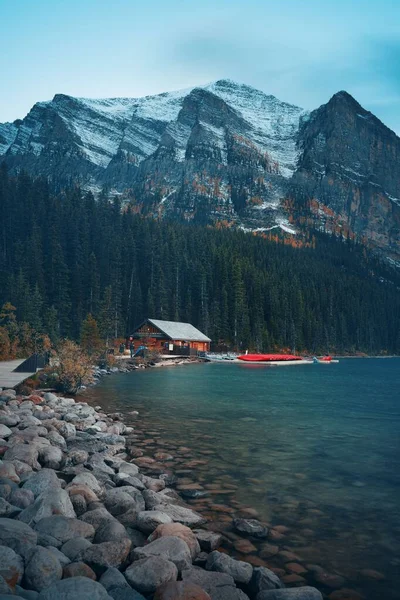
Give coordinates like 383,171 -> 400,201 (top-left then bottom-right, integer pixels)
237,354 -> 303,362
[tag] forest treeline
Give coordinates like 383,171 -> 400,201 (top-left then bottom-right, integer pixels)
0,165 -> 399,355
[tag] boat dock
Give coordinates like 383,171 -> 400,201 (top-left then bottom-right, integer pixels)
0,357 -> 43,389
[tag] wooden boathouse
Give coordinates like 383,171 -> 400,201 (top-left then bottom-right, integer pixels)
129,319 -> 211,355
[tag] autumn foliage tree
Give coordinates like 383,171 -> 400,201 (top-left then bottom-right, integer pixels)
52,340 -> 93,394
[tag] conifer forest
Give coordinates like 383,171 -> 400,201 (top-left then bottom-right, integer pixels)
0,166 -> 399,355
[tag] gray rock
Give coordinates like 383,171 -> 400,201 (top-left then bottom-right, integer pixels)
0,414 -> 19,428
99,567 -> 130,591
37,577 -> 113,599
125,527 -> 147,548
0,518 -> 37,559
43,393 -> 58,404
61,537 -> 92,561
124,556 -> 178,594
34,516 -> 94,547
117,462 -> 139,477
46,430 -> 67,450
94,519 -> 128,543
46,547 -> 71,567
71,472 -> 103,497
182,567 -> 250,600
0,544 -> 24,586
0,479 -> 16,502
133,536 -> 192,573
135,510 -> 173,533
206,551 -> 253,584
38,445 -> 63,469
82,538 -> 131,571
250,567 -> 285,594
0,497 -> 21,517
18,488 -> 76,525
10,488 -> 35,509
104,487 -> 145,516
233,519 -> 269,539
24,546 -> 62,591
79,507 -> 116,529
15,586 -> 39,600
22,469 -> 61,498
58,422 -> 76,439
152,503 -> 207,527
115,508 -> 139,527
0,426 -> 11,439
118,476 -> 145,491
0,461 -> 20,483
70,493 -> 87,516
0,574 -> 12,594
12,460 -> 33,478
3,445 -> 40,470
67,449 -> 88,465
193,529 -> 222,552
109,589 -> 146,600
256,590 -> 323,600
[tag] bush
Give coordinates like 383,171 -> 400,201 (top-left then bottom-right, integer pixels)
51,340 -> 94,394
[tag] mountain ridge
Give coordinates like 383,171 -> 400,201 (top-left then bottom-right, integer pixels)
1,80 -> 399,262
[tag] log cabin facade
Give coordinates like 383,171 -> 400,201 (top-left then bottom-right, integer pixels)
128,318 -> 211,355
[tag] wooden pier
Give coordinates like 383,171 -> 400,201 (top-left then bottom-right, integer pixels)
0,359 -> 38,389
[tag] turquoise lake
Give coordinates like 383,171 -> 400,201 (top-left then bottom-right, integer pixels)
84,358 -> 400,599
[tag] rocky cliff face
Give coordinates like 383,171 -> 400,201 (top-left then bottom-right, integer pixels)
1,81 -> 399,261
292,91 -> 400,263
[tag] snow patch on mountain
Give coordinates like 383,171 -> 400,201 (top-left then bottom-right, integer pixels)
205,79 -> 307,177
0,122 -> 19,155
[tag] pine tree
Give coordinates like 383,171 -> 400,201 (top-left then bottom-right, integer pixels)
80,314 -> 102,356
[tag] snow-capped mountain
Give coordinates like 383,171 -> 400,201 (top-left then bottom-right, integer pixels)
1,80 -> 399,261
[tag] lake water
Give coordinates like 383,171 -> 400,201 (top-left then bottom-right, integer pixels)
84,358 -> 400,599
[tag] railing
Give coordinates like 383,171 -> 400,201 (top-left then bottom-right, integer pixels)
13,353 -> 49,373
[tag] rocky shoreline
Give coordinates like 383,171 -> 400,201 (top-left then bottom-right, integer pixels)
0,387 -> 324,600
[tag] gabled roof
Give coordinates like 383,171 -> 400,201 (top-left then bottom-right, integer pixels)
145,318 -> 211,342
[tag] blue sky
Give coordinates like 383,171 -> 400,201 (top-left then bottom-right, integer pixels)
1,0 -> 400,132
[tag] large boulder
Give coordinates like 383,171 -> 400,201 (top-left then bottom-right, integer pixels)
0,462 -> 20,483
22,469 -> 61,498
99,567 -> 131,591
133,536 -> 192,573
0,519 -> 37,559
124,556 -> 178,594
152,504 -> 207,527
94,519 -> 129,544
206,551 -> 253,584
193,530 -> 222,553
38,446 -> 63,470
250,567 -> 285,595
0,426 -> 12,440
82,538 -> 131,572
79,507 -> 116,530
61,537 -> 92,562
63,562 -> 97,580
23,546 -> 62,591
149,523 -> 200,560
108,589 -> 146,600
182,567 -> 250,600
154,581 -> 212,600
18,489 -> 76,525
233,519 -> 269,539
0,545 -> 24,587
135,511 -> 173,534
37,576 -> 112,599
256,589 -> 323,600
104,488 -> 145,516
3,445 -> 40,470
70,473 -> 104,497
34,516 -> 94,547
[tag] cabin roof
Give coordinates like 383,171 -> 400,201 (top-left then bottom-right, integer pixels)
137,318 -> 211,342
